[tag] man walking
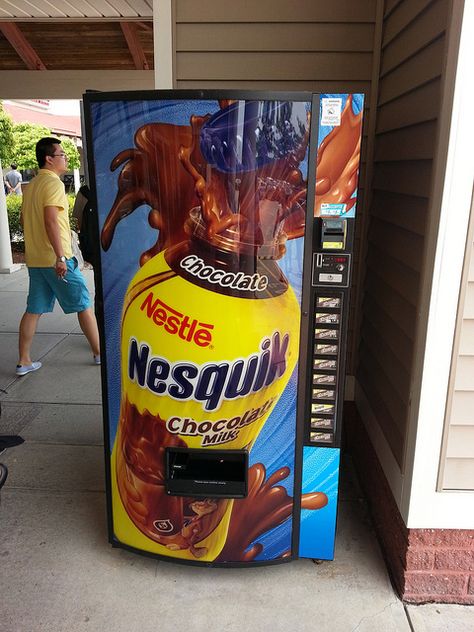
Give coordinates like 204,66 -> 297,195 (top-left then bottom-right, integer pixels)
16,137 -> 100,376
4,163 -> 22,195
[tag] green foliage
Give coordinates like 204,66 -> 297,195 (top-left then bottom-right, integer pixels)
6,190 -> 80,251
5,193 -> 22,243
1,107 -> 81,174
9,123 -> 81,171
0,102 -> 15,165
67,193 -> 78,230
12,122 -> 52,170
58,136 -> 81,170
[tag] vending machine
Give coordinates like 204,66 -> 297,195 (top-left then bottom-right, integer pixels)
83,90 -> 364,565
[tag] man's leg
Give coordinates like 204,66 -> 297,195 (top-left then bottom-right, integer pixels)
77,307 -> 100,356
18,312 -> 42,365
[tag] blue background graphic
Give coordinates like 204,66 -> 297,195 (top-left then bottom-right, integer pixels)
299,447 -> 340,560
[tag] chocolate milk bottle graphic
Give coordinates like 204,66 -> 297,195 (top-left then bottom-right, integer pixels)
105,101 -> 310,561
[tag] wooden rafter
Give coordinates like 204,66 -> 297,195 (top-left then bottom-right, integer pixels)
0,23 -> 46,70
136,22 -> 153,32
120,21 -> 149,70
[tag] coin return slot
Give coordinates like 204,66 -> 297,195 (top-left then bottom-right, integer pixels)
165,448 -> 248,498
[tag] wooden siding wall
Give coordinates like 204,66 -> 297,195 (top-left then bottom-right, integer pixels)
175,0 -> 377,372
440,195 -> 474,490
357,0 -> 449,467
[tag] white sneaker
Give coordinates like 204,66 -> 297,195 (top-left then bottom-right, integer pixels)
93,354 -> 101,365
16,361 -> 42,376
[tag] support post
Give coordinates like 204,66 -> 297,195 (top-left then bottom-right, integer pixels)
0,160 -> 21,274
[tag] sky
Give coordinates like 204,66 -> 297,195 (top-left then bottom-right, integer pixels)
48,99 -> 80,116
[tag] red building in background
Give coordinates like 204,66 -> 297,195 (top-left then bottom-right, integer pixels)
2,99 -> 83,191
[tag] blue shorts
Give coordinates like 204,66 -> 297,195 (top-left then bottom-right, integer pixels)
26,258 -> 92,314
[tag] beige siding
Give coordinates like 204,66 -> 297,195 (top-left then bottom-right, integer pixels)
175,0 -> 377,373
440,203 -> 474,491
176,0 -> 375,91
176,52 -> 372,82
176,1 -> 376,23
357,0 -> 449,467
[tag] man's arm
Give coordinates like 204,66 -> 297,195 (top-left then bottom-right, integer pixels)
44,205 -> 67,277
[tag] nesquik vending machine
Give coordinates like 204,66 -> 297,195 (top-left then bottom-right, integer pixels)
83,90 -> 364,565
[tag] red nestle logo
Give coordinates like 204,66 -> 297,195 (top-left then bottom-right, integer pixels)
140,292 -> 214,347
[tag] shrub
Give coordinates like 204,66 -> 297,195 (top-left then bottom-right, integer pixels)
6,194 -> 22,244
6,191 -> 79,251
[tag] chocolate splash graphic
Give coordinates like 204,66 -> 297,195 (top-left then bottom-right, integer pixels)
179,111 -> 309,254
314,95 -> 363,216
101,122 -> 205,265
117,399 -> 230,559
216,463 -> 328,563
101,100 -> 311,263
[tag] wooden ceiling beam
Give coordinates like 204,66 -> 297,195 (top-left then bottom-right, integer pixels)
136,22 -> 153,32
0,22 -> 46,70
120,21 -> 149,71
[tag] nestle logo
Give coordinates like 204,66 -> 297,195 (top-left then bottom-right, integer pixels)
140,292 -> 214,347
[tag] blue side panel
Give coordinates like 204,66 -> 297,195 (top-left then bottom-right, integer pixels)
299,446 -> 340,560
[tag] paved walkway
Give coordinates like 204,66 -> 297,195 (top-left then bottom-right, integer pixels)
0,267 -> 472,631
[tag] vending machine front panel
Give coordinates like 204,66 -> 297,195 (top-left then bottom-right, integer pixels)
85,90 -> 315,565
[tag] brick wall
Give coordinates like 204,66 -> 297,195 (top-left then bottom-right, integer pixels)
344,403 -> 474,604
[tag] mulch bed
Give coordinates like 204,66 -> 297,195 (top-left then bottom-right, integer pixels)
11,249 -> 25,264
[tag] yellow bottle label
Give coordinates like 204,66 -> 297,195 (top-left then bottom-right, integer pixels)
112,250 -> 300,560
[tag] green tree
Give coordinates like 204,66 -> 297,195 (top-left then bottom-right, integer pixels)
0,102 -> 15,165
58,135 -> 80,170
10,123 -> 81,171
12,122 -> 51,169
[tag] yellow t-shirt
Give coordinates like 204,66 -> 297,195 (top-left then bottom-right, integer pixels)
22,169 -> 72,267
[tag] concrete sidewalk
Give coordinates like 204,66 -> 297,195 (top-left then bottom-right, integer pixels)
0,266 -> 472,632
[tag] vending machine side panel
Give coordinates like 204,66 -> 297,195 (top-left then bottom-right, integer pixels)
297,93 -> 365,560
